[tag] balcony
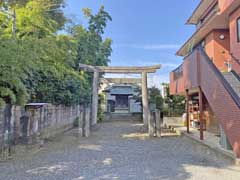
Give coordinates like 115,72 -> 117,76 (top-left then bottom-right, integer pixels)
173,64 -> 183,80
170,50 -> 199,95
170,65 -> 184,95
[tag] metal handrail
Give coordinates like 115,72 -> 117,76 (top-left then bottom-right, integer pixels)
172,64 -> 183,73
230,70 -> 240,82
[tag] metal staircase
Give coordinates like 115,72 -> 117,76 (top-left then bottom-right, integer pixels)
198,47 -> 240,157
222,71 -> 240,97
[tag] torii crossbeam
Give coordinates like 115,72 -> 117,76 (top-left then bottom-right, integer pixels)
79,63 -> 161,128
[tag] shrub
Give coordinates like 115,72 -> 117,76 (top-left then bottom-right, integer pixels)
73,117 -> 80,127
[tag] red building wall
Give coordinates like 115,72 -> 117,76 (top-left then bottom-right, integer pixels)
229,7 -> 240,74
230,7 -> 240,60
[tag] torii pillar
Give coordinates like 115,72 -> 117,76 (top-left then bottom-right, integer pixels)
91,70 -> 99,126
79,63 -> 161,128
141,71 -> 150,127
78,64 -> 100,126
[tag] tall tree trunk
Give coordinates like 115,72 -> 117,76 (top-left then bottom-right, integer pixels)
12,8 -> 16,39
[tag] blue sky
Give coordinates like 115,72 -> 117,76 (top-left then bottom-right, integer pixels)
64,0 -> 199,87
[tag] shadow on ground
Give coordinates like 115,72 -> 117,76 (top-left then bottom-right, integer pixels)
0,121 -> 239,180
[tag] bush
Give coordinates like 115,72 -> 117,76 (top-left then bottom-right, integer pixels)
156,95 -> 164,110
73,117 -> 80,127
163,107 -> 184,117
97,93 -> 104,122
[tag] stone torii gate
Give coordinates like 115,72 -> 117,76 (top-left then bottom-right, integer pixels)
79,63 -> 161,128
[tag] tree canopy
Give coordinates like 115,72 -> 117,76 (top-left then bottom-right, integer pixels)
0,0 -> 66,38
0,1 -> 112,107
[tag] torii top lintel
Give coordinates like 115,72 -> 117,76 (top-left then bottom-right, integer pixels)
79,63 -> 161,74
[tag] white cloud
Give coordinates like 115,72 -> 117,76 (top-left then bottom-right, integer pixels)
148,74 -> 169,89
104,74 -> 141,79
113,43 -> 180,50
148,75 -> 161,88
110,60 -> 178,69
142,44 -> 180,50
103,74 -> 169,89
160,63 -> 179,68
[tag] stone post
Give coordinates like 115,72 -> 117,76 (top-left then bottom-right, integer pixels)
78,106 -> 84,136
13,106 -> 21,144
141,71 -> 150,128
149,112 -> 155,137
91,70 -> 99,126
155,109 -> 161,138
83,107 -> 90,137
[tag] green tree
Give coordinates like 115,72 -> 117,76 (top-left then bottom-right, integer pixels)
0,0 -> 66,39
74,6 -> 112,67
162,83 -> 185,116
0,39 -> 33,106
0,3 -> 112,107
149,86 -> 164,110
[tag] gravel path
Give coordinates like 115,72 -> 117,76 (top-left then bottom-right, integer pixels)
0,121 -> 240,180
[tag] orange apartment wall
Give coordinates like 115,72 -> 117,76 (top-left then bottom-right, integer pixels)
205,32 -> 215,61
213,30 -> 231,71
230,7 -> 240,60
204,30 -> 230,72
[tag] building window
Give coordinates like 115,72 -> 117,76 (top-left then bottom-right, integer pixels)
237,17 -> 240,42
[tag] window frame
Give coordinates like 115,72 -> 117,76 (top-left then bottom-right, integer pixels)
237,17 -> 240,42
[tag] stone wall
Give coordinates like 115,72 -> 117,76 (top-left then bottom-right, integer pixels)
103,112 -> 142,122
0,104 -> 90,148
163,117 -> 183,126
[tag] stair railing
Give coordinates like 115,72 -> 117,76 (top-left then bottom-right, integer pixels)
199,46 -> 240,108
230,53 -> 240,66
230,70 -> 240,82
